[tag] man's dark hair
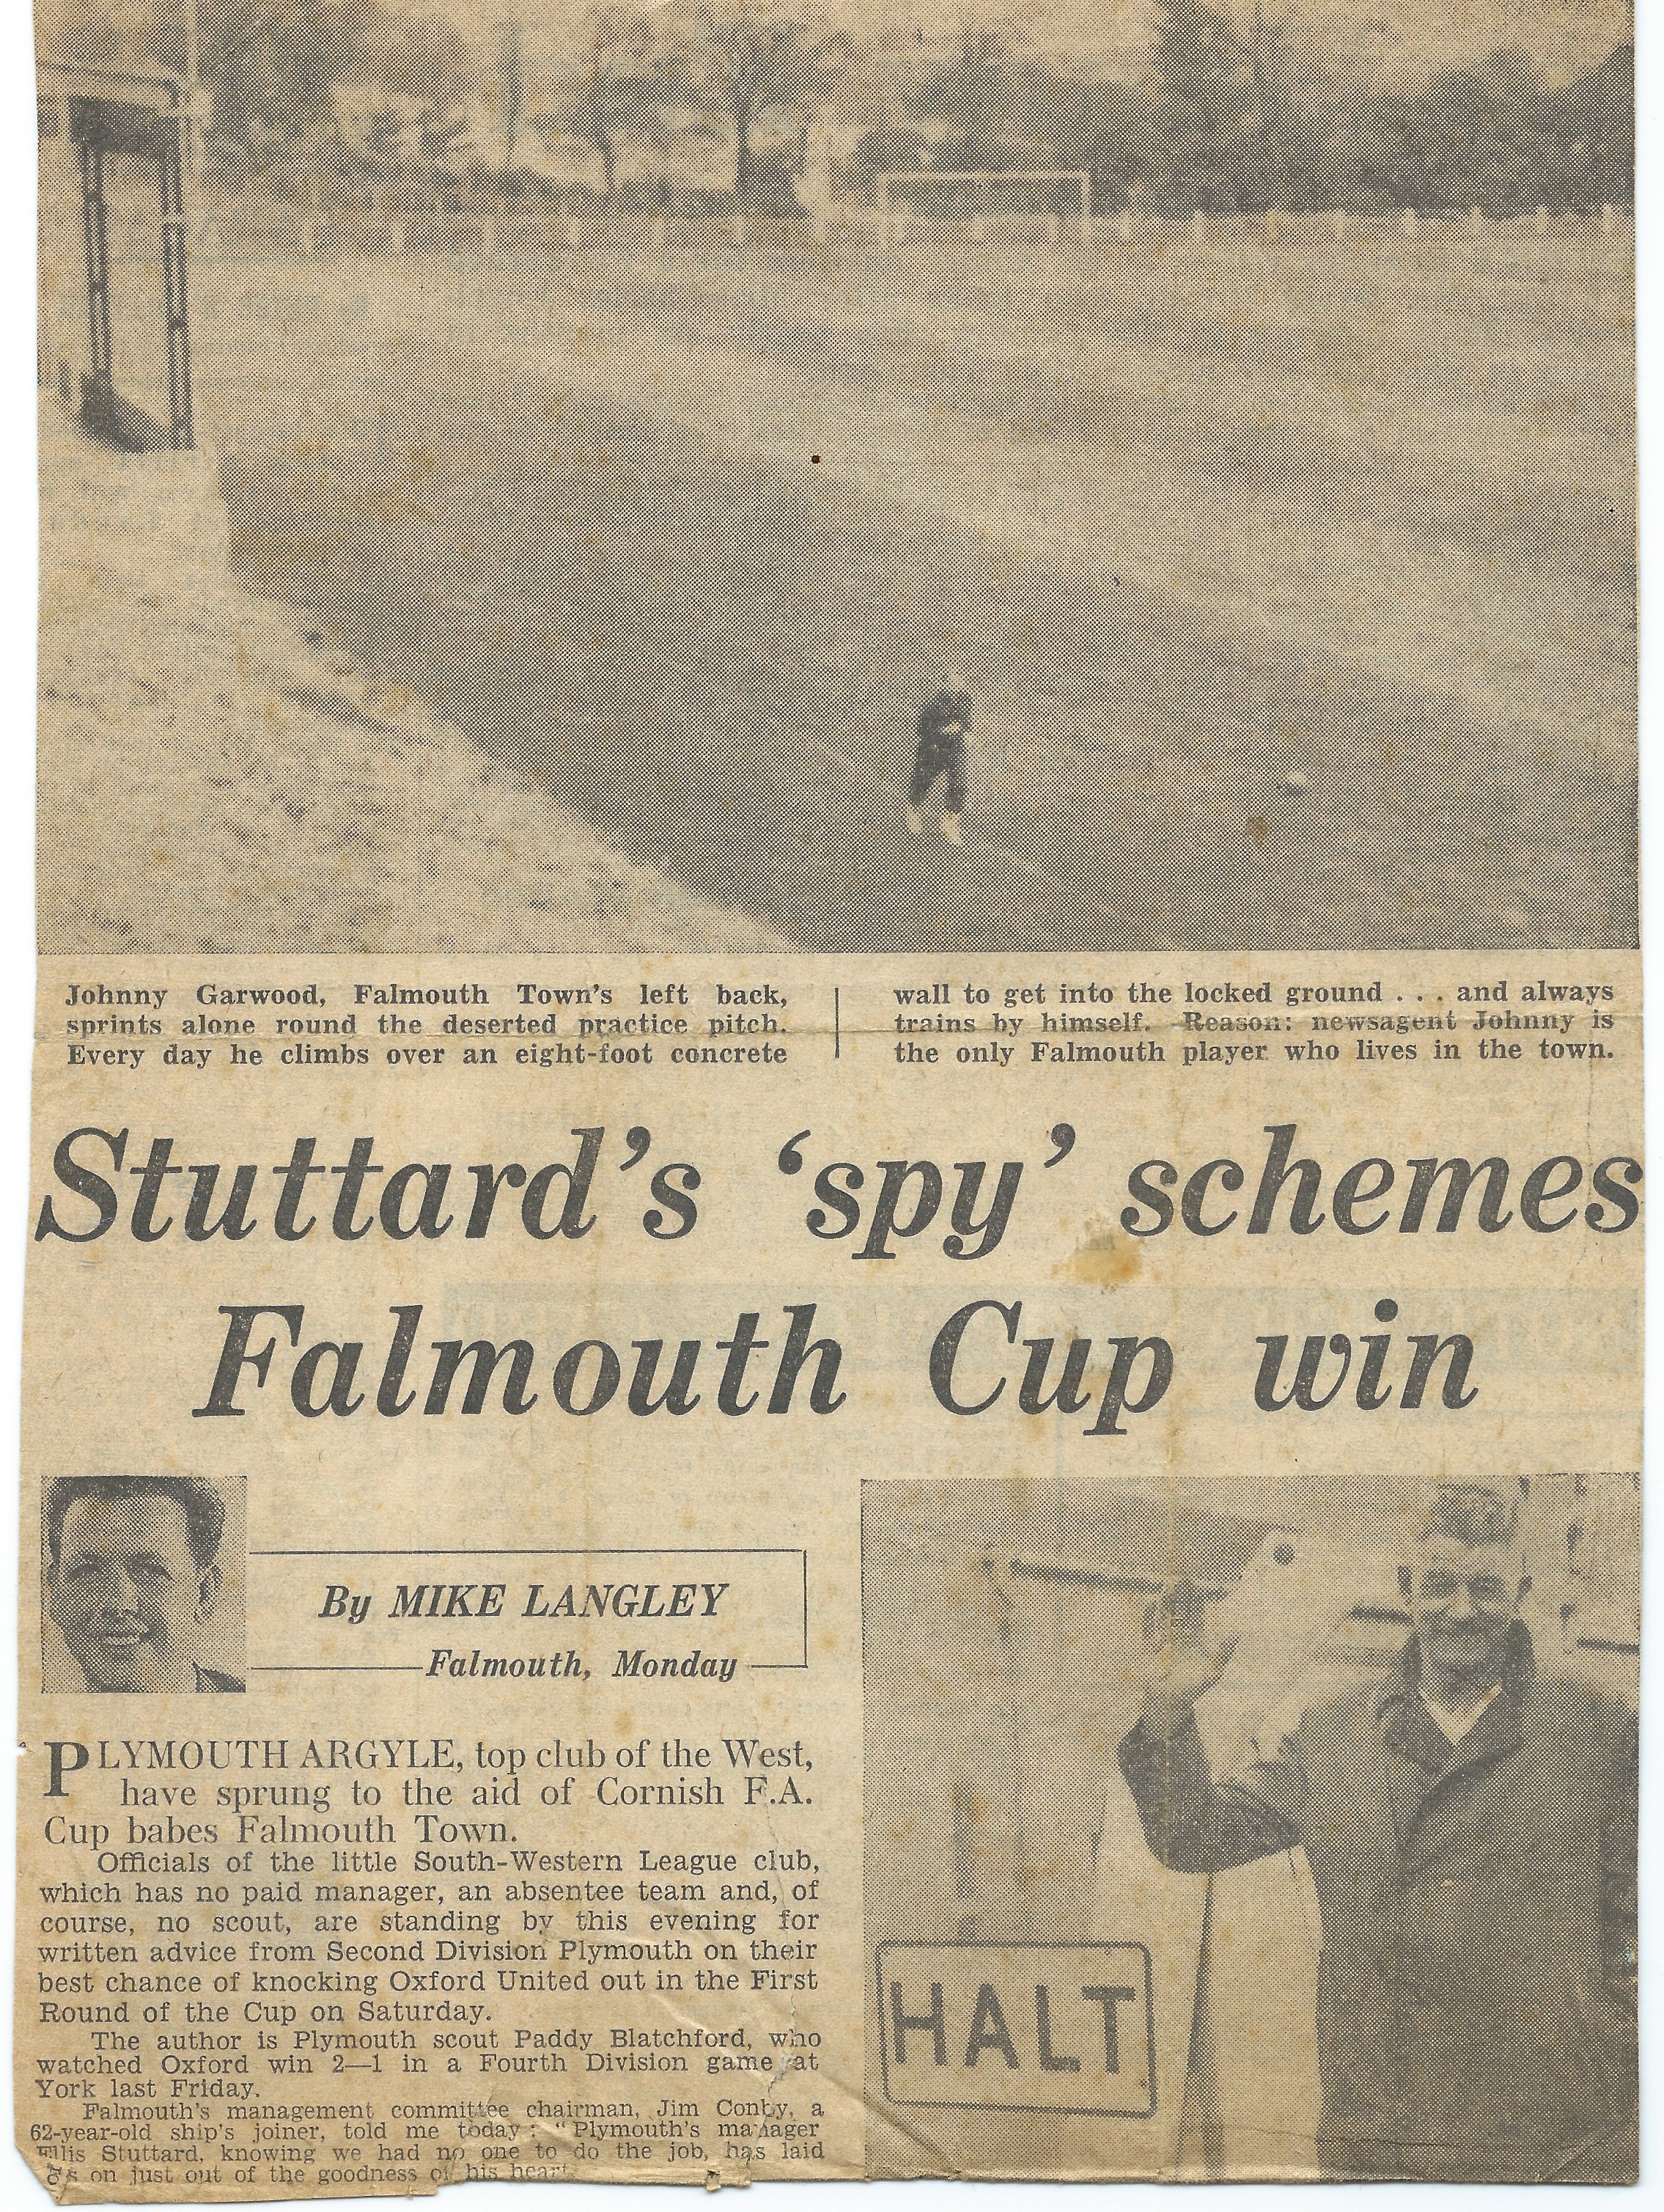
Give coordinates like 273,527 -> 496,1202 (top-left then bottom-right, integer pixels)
46,1477 -> 227,1574
1415,1482 -> 1522,1550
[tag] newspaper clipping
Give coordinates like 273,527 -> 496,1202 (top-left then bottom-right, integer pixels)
26,0 -> 1638,2194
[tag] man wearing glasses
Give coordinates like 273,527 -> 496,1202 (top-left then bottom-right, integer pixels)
1117,1482 -> 1636,2181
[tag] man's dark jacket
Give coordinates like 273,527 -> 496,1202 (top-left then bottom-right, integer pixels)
1117,1625 -> 1636,2181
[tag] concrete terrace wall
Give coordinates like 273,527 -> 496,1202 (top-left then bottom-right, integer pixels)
37,397 -> 792,956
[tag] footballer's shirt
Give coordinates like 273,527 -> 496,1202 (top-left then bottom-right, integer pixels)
917,692 -> 973,752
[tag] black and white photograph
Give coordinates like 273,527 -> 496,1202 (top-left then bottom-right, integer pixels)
37,0 -> 1635,953
42,1471 -> 247,1694
862,1471 -> 1639,2181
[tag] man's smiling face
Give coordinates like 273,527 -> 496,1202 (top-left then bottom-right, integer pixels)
1408,1531 -> 1523,1700
50,1492 -> 217,1693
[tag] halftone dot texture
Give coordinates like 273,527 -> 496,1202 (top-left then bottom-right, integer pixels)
40,201 -> 1633,953
862,1475 -> 1638,2183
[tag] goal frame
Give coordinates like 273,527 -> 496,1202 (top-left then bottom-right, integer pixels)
873,169 -> 1092,245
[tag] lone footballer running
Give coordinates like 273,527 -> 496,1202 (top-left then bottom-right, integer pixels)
906,677 -> 973,845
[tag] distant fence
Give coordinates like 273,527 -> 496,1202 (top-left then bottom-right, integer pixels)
194,196 -> 1630,266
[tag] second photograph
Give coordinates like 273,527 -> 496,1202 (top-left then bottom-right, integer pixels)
863,1469 -> 1639,2184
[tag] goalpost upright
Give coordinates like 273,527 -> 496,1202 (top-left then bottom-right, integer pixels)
873,170 -> 1093,248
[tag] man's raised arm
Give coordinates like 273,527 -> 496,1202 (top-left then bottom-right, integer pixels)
1116,1584 -> 1306,1873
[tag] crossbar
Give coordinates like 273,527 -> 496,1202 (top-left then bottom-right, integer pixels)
873,169 -> 1093,245
877,170 -> 1090,185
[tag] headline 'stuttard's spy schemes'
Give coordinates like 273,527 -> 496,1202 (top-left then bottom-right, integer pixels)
26,0 -> 1638,2193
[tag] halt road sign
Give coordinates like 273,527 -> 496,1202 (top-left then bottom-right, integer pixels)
877,1941 -> 1155,2117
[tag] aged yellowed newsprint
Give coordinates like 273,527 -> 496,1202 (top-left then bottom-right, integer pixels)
25,0 -> 1638,2195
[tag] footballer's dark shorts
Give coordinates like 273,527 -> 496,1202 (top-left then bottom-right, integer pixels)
909,736 -> 967,814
